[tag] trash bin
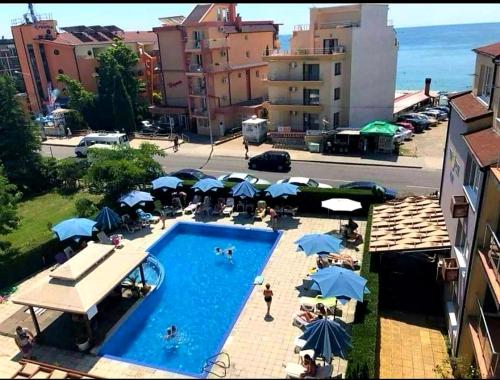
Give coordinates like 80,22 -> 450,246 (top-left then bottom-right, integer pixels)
308,142 -> 320,153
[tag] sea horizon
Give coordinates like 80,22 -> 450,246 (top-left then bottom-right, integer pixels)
279,21 -> 500,92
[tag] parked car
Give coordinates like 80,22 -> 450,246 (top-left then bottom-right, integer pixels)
277,177 -> 333,189
75,132 -> 129,157
429,105 -> 450,114
248,151 -> 291,172
410,112 -> 438,126
140,120 -> 160,134
169,169 -> 215,181
394,126 -> 412,143
395,121 -> 415,133
420,109 -> 447,121
339,181 -> 398,200
217,172 -> 271,186
396,115 -> 429,132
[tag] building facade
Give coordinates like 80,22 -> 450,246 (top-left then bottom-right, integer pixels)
11,12 -> 158,114
0,37 -> 21,78
439,42 -> 500,376
153,3 -> 279,136
263,3 -> 397,132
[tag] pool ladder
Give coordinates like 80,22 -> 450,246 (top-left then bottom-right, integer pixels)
201,352 -> 231,378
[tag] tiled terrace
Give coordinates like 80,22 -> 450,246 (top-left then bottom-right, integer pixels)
0,212 -> 365,378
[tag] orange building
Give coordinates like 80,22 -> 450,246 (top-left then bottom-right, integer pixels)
11,12 -> 159,114
153,3 -> 280,136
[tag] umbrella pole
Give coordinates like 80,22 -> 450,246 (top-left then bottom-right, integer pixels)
333,299 -> 338,320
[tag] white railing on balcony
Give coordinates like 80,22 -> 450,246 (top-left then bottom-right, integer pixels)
317,21 -> 359,29
265,46 -> 345,57
187,64 -> 204,73
484,224 -> 500,283
476,299 -> 500,378
293,24 -> 310,32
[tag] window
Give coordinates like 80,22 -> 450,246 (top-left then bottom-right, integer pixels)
334,87 -> 340,101
58,69 -> 64,74
245,51 -> 250,58
53,49 -> 59,55
255,70 -> 259,78
455,218 -> 467,253
464,154 -> 481,205
303,64 -> 320,81
238,73 -> 242,78
478,65 -> 493,102
87,50 -> 92,56
303,113 -> 320,130
334,62 -> 341,76
303,89 -> 320,105
333,112 -> 340,128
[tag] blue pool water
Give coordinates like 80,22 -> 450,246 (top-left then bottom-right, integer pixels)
99,222 -> 281,376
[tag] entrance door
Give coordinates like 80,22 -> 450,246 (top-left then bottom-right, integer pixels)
323,38 -> 338,54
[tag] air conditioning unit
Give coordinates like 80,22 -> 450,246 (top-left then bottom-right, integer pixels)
289,87 -> 297,92
450,196 -> 469,218
290,62 -> 297,68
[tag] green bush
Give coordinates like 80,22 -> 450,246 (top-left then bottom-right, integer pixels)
346,206 -> 379,378
75,197 -> 98,218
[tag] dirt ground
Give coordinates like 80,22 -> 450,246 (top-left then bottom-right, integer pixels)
399,121 -> 448,170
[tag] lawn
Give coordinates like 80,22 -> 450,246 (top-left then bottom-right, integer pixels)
4,191 -> 103,253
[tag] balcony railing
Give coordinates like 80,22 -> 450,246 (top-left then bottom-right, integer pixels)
190,108 -> 208,117
185,40 -> 203,50
265,46 -> 345,57
269,98 -> 321,106
267,74 -> 322,81
189,86 -> 206,96
484,224 -> 500,283
185,38 -> 229,50
475,299 -> 500,378
187,64 -> 204,73
293,21 -> 359,31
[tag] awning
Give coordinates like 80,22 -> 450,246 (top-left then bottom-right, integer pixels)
12,245 -> 148,315
360,121 -> 398,137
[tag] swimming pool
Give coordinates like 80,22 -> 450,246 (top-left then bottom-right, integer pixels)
99,222 -> 281,376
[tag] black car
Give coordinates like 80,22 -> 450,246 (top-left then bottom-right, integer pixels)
396,115 -> 429,132
248,151 -> 291,172
169,169 -> 215,181
339,181 -> 398,200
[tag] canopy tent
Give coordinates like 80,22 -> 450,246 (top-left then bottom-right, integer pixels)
360,121 -> 399,136
52,218 -> 97,241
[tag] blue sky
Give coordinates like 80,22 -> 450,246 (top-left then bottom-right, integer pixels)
2,3 -> 500,39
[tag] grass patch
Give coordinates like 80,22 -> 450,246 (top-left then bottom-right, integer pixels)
346,205 -> 379,378
398,144 -> 418,157
3,191 -> 102,253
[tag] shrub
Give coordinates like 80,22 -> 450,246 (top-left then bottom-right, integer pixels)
75,197 -> 98,218
56,157 -> 88,191
346,206 -> 379,378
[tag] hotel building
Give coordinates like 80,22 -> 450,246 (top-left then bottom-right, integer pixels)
153,3 -> 279,136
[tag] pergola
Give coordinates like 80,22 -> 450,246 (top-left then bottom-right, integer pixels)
11,242 -> 148,344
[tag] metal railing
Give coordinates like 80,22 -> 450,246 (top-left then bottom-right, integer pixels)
269,98 -> 320,106
265,46 -> 345,56
484,223 -> 500,283
476,298 -> 500,378
267,74 -> 321,81
201,352 -> 230,377
317,21 -> 359,29
185,39 -> 203,50
11,13 -> 53,26
190,108 -> 208,117
293,24 -> 310,32
187,64 -> 204,73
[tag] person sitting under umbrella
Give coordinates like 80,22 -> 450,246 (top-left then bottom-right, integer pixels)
300,354 -> 317,378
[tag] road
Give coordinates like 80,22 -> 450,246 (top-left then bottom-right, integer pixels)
41,145 -> 442,195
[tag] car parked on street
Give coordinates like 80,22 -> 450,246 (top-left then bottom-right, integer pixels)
169,169 -> 215,181
394,126 -> 413,143
420,109 -> 447,121
217,172 -> 271,186
248,151 -> 291,172
396,115 -> 429,132
277,177 -> 333,189
428,105 -> 450,114
339,181 -> 398,200
395,121 -> 415,133
410,112 -> 438,126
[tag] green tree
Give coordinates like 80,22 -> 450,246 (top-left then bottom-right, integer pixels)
84,143 -> 164,201
57,74 -> 96,128
56,157 -> 88,191
0,166 -> 20,236
0,75 -> 43,194
96,40 -> 142,133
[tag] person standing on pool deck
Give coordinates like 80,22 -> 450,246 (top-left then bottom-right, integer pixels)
263,283 -> 273,317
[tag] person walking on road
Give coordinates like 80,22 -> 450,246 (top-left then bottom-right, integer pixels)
243,138 -> 249,159
173,135 -> 179,153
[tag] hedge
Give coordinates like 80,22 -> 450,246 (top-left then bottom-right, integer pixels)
345,205 -> 380,378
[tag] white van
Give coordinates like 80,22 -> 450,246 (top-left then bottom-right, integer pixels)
75,133 -> 129,157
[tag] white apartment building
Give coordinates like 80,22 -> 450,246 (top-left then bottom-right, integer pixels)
263,3 -> 398,132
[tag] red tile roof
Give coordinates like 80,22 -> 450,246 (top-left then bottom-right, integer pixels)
463,127 -> 500,168
449,91 -> 493,122
473,42 -> 500,59
182,4 -> 212,25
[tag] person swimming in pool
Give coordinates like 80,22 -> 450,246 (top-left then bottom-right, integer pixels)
164,325 -> 177,340
215,247 -> 223,255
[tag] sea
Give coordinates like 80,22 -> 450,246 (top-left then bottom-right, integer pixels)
279,22 -> 500,92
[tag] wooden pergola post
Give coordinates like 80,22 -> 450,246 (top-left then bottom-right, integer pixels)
83,314 -> 93,344
28,306 -> 41,336
139,264 -> 146,288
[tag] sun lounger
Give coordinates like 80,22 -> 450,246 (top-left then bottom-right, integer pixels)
63,246 -> 75,260
285,363 -> 333,379
121,214 -> 141,232
184,195 -> 202,214
136,208 -> 160,224
97,231 -> 113,245
171,197 -> 183,215
328,253 -> 359,270
212,198 -> 225,216
223,197 -> 235,216
254,200 -> 267,220
299,295 -> 337,310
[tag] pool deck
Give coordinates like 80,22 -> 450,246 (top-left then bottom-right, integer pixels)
0,212 -> 365,378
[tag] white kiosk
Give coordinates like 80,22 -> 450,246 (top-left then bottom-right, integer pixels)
242,115 -> 268,144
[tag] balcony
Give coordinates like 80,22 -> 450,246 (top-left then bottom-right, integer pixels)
267,98 -> 323,112
189,86 -> 206,96
202,38 -> 229,50
293,22 -> 359,32
190,108 -> 208,118
186,64 -> 204,76
265,73 -> 323,86
185,40 -> 202,52
263,47 -> 345,60
469,299 -> 500,378
478,224 -> 500,303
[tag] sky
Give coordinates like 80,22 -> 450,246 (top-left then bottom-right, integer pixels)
2,3 -> 500,39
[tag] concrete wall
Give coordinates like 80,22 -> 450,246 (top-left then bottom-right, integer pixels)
348,4 -> 397,128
